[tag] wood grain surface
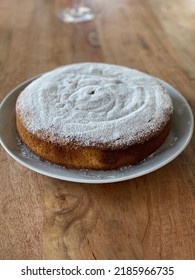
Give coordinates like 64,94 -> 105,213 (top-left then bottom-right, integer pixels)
0,0 -> 195,260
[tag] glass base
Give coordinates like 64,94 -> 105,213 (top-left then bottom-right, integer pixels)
58,7 -> 95,23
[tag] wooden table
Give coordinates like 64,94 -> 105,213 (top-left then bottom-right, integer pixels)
0,0 -> 195,260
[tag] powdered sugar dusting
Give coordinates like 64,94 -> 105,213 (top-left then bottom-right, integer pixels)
16,136 -> 39,159
16,63 -> 173,147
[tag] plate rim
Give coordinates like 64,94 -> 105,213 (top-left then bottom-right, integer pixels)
0,75 -> 194,184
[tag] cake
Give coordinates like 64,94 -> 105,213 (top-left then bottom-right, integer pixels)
16,63 -> 173,170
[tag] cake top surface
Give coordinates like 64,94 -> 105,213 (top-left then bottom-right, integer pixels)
16,63 -> 173,148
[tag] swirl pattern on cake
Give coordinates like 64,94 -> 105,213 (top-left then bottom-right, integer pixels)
16,63 -> 173,149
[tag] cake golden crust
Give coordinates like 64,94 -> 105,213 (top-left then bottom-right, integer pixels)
15,63 -> 173,170
16,113 -> 172,170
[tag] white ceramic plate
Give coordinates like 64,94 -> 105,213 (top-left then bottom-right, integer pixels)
0,75 -> 194,184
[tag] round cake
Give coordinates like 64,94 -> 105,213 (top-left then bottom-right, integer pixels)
16,63 -> 173,170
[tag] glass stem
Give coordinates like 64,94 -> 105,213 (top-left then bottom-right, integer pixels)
73,0 -> 81,13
